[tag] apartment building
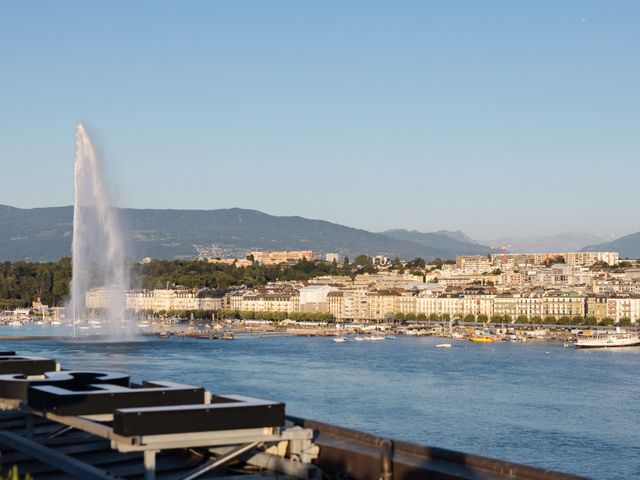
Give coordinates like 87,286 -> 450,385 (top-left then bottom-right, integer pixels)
366,290 -> 398,321
299,285 -> 337,313
249,250 -> 314,265
85,288 -> 223,312
541,291 -> 585,317
489,251 -> 619,267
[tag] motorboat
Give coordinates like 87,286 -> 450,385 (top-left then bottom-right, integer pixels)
436,343 -> 453,348
469,335 -> 494,343
333,336 -> 348,343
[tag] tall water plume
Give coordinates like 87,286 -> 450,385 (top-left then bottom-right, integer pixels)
68,124 -> 133,338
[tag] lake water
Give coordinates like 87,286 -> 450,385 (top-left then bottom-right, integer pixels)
1,327 -> 639,479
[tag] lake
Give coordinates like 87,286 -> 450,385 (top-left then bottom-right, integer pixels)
1,328 -> 638,479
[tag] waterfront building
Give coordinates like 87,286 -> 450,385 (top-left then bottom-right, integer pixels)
86,288 -> 224,313
299,285 -> 337,313
327,291 -> 344,321
395,291 -> 418,315
366,290 -> 399,321
541,291 -> 585,318
240,292 -> 299,314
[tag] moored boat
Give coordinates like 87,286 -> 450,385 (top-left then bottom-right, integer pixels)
469,334 -> 494,343
575,329 -> 640,349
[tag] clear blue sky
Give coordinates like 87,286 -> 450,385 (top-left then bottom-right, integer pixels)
1,1 -> 638,240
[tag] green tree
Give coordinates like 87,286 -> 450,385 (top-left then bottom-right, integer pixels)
619,317 -> 632,327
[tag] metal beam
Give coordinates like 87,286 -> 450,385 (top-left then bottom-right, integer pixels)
181,442 -> 258,480
0,430 -> 120,480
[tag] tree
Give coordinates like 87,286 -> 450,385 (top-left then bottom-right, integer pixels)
584,316 -> 598,326
600,317 -> 615,326
477,314 -> 489,323
619,317 -> 632,327
572,316 -> 584,325
463,314 -> 476,323
543,315 -> 557,324
531,316 -> 543,325
406,257 -> 426,269
516,315 -> 529,324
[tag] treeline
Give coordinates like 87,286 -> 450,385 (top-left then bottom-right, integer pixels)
133,257 -> 347,290
0,258 -> 72,309
0,256 -> 382,308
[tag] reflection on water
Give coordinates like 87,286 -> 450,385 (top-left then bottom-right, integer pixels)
2,326 -> 639,479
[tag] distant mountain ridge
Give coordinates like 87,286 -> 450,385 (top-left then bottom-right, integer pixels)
0,205 -> 488,262
484,232 -> 607,253
581,232 -> 640,259
380,229 -> 493,256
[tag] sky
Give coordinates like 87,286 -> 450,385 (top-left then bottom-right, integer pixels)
1,1 -> 639,240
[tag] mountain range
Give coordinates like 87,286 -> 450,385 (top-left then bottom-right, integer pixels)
0,205 -> 493,262
581,232 -> 640,259
484,232 -> 609,254
2,205 -> 636,262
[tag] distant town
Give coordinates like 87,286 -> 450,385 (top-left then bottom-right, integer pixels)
53,248 -> 640,327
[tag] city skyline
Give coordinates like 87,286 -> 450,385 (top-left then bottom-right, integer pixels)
1,2 -> 639,239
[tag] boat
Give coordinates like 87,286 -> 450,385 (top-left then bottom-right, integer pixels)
333,336 -> 348,343
385,334 -> 397,339
575,329 -> 640,349
469,335 -> 494,343
436,343 -> 453,348
353,336 -> 366,342
369,335 -> 385,341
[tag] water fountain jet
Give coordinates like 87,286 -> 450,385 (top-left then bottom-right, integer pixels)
67,124 -> 134,339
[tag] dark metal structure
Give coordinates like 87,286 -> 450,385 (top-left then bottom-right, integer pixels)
0,351 -> 589,480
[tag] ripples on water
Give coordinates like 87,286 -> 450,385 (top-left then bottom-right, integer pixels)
3,329 -> 640,479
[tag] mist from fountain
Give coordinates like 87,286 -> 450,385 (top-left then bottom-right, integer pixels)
67,124 -> 134,339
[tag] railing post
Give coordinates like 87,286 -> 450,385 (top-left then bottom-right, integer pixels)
379,438 -> 393,480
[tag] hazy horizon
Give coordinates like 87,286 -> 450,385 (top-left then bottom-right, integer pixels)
1,2 -> 638,239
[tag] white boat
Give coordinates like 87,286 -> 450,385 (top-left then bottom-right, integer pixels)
333,336 -> 348,343
436,343 -> 453,348
369,335 -> 385,341
353,336 -> 366,342
575,329 -> 640,349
